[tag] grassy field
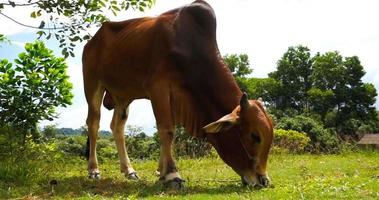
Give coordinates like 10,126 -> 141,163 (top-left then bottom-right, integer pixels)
1,150 -> 379,199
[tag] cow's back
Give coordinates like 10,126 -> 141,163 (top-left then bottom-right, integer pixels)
83,13 -> 176,99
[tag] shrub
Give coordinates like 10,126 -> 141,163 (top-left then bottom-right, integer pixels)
126,134 -> 159,160
173,126 -> 212,158
274,129 -> 310,153
276,115 -> 339,152
0,135 -> 63,186
97,137 -> 118,160
56,135 -> 87,157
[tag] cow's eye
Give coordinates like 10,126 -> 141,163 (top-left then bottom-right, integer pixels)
251,134 -> 261,144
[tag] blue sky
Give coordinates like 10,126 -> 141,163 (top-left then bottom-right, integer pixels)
1,0 -> 379,134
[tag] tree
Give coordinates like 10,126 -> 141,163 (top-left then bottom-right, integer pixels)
0,41 -> 73,142
125,125 -> 143,137
0,0 -> 155,57
267,46 -> 377,136
42,124 -> 58,140
309,52 -> 377,134
245,77 -> 280,106
269,45 -> 313,110
223,54 -> 253,92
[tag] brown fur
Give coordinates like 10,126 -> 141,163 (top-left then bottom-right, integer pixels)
83,0 -> 273,185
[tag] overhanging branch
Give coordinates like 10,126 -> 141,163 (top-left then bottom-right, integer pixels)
0,1 -> 39,7
0,11 -> 85,30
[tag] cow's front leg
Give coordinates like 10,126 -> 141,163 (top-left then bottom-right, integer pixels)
149,84 -> 184,189
157,126 -> 184,188
111,105 -> 138,180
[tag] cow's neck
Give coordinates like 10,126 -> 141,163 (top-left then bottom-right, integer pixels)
173,56 -> 242,138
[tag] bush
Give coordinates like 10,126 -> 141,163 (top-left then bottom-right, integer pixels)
97,137 -> 118,160
126,134 -> 160,160
56,135 -> 87,157
0,135 -> 63,186
274,129 -> 310,153
173,126 -> 212,158
276,115 -> 339,152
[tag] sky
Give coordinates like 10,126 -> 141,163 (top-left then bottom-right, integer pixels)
1,0 -> 379,134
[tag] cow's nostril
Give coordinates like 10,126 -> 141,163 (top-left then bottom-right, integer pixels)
241,176 -> 248,186
258,174 -> 270,187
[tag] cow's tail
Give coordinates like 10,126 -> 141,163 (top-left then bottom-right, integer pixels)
85,136 -> 90,160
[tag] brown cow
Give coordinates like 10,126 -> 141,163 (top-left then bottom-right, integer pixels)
83,0 -> 273,187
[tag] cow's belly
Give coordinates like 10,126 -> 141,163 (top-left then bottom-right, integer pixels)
101,63 -> 151,103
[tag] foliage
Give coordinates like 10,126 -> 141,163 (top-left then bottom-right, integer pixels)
0,0 -> 155,57
97,137 -> 119,160
56,135 -> 88,157
310,53 -> 377,134
269,45 -> 313,110
126,132 -> 160,160
0,135 -> 63,188
0,41 -> 73,142
173,126 -> 212,158
245,77 -> 280,104
357,112 -> 379,134
267,46 -> 378,137
276,115 -> 339,152
0,34 -> 9,46
223,54 -> 253,92
274,129 -> 311,153
41,124 -> 59,140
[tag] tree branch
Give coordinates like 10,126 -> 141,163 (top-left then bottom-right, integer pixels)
0,1 -> 39,7
0,11 -> 85,30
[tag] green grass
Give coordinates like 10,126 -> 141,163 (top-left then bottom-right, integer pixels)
1,150 -> 379,199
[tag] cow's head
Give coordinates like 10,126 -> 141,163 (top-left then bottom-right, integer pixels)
203,93 -> 273,187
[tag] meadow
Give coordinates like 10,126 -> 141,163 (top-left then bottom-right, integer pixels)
1,149 -> 378,199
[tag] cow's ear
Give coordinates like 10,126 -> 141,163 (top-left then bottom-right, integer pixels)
203,113 -> 239,133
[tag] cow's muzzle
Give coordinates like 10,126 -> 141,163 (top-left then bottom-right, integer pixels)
241,174 -> 270,188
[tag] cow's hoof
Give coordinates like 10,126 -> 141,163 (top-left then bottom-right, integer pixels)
163,177 -> 185,190
88,171 -> 100,180
127,172 -> 139,180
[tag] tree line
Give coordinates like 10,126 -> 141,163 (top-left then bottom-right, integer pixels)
226,46 -> 378,138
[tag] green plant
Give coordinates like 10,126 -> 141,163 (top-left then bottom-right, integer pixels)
0,41 -> 73,143
276,115 -> 339,152
173,126 -> 212,158
56,135 -> 87,157
274,129 -> 310,153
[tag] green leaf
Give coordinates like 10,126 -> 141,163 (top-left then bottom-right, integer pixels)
83,35 -> 90,40
112,5 -> 120,11
39,21 -> 45,29
70,36 -> 81,42
46,33 -> 51,40
31,11 -> 37,18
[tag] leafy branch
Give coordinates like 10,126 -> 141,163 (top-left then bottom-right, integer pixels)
0,0 -> 155,58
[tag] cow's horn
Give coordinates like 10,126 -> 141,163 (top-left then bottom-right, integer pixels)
240,92 -> 249,110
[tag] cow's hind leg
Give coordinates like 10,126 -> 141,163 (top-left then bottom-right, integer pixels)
85,86 -> 104,179
150,87 -> 184,189
111,105 -> 138,180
